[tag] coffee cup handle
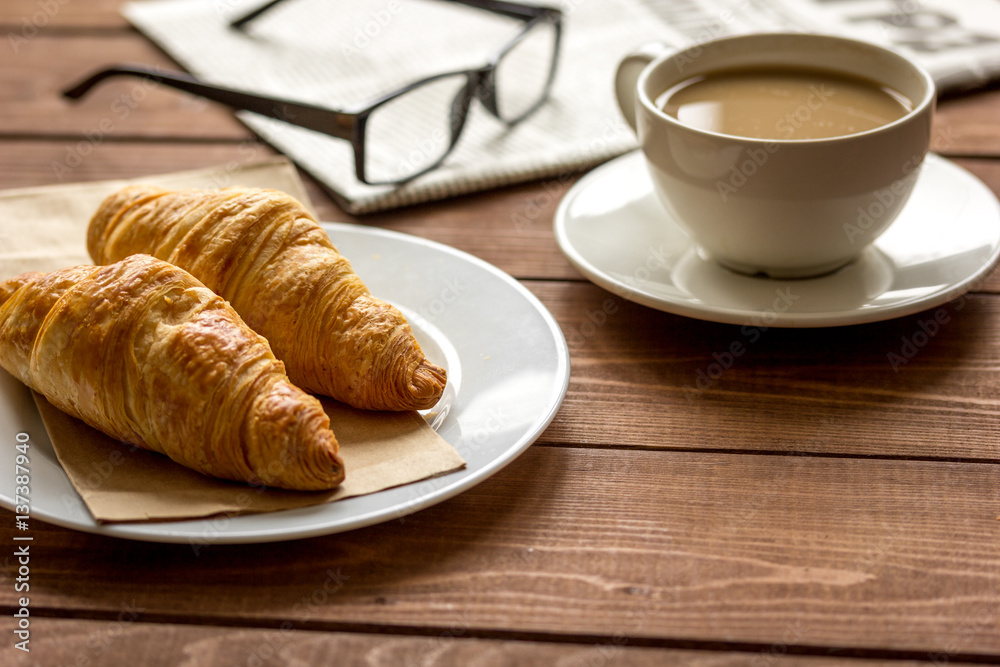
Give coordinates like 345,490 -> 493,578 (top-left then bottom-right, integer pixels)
615,41 -> 676,133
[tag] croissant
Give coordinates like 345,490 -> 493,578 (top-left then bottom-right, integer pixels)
87,186 -> 446,411
0,254 -> 344,491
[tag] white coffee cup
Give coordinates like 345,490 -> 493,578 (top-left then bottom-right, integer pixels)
615,33 -> 936,278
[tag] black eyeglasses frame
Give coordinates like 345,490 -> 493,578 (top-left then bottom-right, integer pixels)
62,0 -> 563,186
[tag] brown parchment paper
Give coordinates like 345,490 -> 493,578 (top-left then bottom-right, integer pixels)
0,159 -> 465,523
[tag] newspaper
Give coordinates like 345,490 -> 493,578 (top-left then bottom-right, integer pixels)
122,0 -> 1000,213
123,0 -> 671,213
636,0 -> 1000,94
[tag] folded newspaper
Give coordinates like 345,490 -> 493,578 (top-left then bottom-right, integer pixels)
123,0 -> 1000,213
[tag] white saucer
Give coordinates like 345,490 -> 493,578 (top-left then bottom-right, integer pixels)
555,151 -> 1000,327
0,224 -> 570,543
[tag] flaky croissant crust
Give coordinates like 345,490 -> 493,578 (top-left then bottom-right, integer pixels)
88,186 -> 447,411
0,254 -> 344,491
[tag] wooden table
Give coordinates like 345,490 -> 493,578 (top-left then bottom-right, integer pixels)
2,2 -> 999,664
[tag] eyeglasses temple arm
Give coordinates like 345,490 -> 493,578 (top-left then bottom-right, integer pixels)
229,0 -> 287,29
229,0 -> 560,30
62,65 -> 356,141
450,0 -> 560,21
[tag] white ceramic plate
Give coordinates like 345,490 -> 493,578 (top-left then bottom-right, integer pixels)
555,151 -> 1000,327
0,224 -> 570,544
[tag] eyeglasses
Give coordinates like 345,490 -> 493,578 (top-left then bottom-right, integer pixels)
63,0 -> 563,186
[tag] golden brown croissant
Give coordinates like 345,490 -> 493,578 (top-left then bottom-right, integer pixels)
87,186 -> 447,411
0,254 -> 344,491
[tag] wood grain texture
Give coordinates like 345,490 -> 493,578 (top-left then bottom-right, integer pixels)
0,144 -> 997,462
936,86 -> 1000,156
0,0 -> 128,29
0,140 -> 278,193
2,3 -> 1000,662
3,35 -> 250,139
2,618 -> 985,667
0,141 -> 998,290
2,22 -> 1000,156
530,280 -> 1000,460
0,448 -> 997,657
0,140 -> 584,281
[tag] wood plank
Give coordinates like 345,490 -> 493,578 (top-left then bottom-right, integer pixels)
6,0 -> 996,158
331,174 -> 581,281
532,280 -> 1000,461
0,140 -> 279,195
3,27 -> 1000,158
936,87 -> 1000,156
2,618 -> 983,667
0,139 -> 584,281
1,141 -> 998,290
0,448 -> 997,657
2,35 -> 249,139
0,0 -> 127,29
353,156 -> 1000,292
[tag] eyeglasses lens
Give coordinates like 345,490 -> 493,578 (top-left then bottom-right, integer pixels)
494,18 -> 558,123
363,73 -> 470,184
